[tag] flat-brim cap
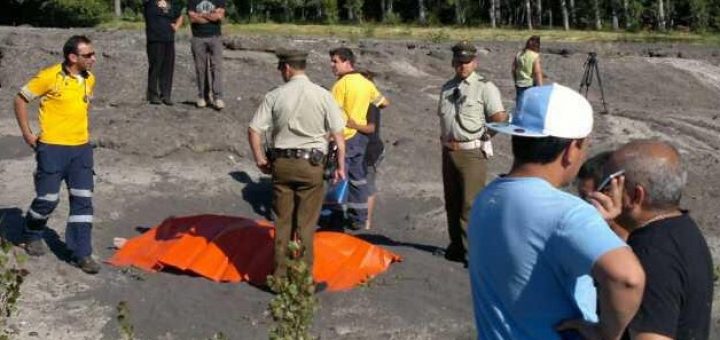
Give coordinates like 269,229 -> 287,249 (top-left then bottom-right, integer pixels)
452,40 -> 477,63
276,49 -> 308,63
487,84 -> 593,139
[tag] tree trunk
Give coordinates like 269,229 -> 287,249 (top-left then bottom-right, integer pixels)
418,0 -> 427,24
489,0 -> 496,28
525,0 -> 532,29
593,0 -> 602,30
612,1 -> 619,30
569,0 -> 576,25
114,0 -> 122,18
623,0 -> 629,28
535,0 -> 542,28
455,0 -> 466,25
284,0 -> 291,22
384,0 -> 394,22
561,0 -> 569,30
381,0 -> 386,21
657,0 -> 666,30
548,8 -> 553,28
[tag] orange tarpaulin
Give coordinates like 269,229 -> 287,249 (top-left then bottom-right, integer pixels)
108,214 -> 402,291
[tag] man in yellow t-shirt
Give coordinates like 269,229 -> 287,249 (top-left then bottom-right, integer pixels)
329,47 -> 388,230
13,35 -> 100,274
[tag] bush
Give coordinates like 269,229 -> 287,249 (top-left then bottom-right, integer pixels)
43,0 -> 110,27
427,29 -> 450,43
383,11 -> 402,25
267,241 -> 317,340
0,216 -> 28,338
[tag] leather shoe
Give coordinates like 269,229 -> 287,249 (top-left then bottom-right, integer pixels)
24,239 -> 47,257
162,99 -> 174,106
75,257 -> 101,274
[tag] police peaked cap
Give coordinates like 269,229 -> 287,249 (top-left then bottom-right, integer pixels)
276,49 -> 308,62
451,41 -> 477,63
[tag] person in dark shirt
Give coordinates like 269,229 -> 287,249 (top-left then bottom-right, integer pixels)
363,103 -> 383,229
188,0 -> 226,109
143,0 -> 183,105
607,139 -> 714,340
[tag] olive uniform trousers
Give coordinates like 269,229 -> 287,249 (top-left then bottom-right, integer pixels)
442,147 -> 487,261
271,158 -> 325,279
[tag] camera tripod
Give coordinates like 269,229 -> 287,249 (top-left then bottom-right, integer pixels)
579,52 -> 609,114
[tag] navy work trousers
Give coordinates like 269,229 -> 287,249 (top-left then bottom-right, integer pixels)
25,143 -> 94,259
345,134 -> 369,224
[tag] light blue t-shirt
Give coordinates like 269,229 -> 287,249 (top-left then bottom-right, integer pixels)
468,177 -> 625,340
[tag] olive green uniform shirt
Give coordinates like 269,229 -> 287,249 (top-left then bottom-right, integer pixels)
249,74 -> 345,151
438,72 -> 504,142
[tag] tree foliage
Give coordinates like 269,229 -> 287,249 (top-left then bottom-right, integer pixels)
2,0 -> 720,31
3,0 -> 109,27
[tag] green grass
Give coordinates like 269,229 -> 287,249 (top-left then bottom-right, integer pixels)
97,20 -> 720,46
226,23 -> 720,45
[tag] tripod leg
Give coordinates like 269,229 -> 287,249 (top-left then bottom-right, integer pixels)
594,62 -> 609,113
579,63 -> 591,96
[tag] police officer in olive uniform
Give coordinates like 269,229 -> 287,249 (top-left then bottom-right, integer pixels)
438,41 -> 509,264
248,49 -> 347,280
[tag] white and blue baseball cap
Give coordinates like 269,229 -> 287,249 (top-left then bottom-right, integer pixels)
488,84 -> 593,139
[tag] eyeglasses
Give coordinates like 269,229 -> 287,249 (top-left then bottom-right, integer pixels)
78,52 -> 96,59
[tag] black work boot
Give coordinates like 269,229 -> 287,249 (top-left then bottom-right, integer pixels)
75,257 -> 101,275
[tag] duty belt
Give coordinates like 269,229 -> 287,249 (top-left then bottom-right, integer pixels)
443,139 -> 483,151
271,148 -> 326,166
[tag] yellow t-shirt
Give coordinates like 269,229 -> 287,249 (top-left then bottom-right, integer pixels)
19,63 -> 95,146
331,72 -> 386,140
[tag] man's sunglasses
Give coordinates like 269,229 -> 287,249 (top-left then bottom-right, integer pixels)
78,52 -> 96,58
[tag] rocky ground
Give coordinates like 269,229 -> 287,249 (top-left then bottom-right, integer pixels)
0,25 -> 719,339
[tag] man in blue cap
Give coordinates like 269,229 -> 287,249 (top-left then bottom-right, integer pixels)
468,84 -> 646,339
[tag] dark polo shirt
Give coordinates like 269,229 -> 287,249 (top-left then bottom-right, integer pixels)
143,0 -> 183,42
625,213 -> 713,340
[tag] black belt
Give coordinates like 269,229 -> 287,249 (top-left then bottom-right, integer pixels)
271,148 -> 326,165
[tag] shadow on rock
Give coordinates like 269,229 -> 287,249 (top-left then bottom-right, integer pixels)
0,207 -> 25,244
229,171 -> 273,220
0,208 -> 73,261
353,233 -> 444,255
43,228 -> 74,262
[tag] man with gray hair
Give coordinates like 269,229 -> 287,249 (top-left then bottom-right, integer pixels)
608,139 -> 713,340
